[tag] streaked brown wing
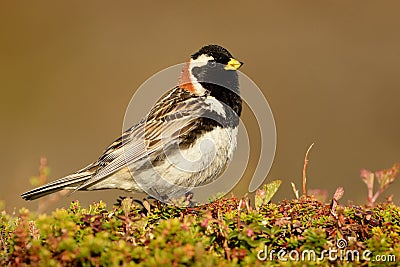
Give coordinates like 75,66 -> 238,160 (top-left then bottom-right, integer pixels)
75,87 -> 209,190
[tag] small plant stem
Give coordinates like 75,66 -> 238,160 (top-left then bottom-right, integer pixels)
302,143 -> 314,196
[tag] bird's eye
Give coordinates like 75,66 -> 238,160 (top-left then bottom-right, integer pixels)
209,60 -> 217,68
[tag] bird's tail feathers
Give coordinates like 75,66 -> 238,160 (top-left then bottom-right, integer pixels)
21,172 -> 92,201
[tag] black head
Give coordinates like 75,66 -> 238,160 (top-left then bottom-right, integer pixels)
191,44 -> 242,71
189,45 -> 243,118
191,45 -> 232,64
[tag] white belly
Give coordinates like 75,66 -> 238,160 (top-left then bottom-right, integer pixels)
132,126 -> 238,198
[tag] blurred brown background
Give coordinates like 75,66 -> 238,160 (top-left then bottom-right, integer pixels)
1,1 -> 399,212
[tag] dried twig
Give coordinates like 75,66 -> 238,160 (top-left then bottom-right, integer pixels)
291,182 -> 299,199
302,143 -> 314,196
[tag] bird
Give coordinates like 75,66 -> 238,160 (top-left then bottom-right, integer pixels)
21,44 -> 243,202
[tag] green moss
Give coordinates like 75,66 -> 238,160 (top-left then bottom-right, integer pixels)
1,196 -> 399,266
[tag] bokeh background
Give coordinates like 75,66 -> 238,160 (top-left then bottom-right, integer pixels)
1,1 -> 399,212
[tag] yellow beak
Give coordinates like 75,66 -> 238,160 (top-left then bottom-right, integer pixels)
224,58 -> 243,70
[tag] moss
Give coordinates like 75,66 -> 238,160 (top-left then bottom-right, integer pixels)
1,195 -> 399,266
